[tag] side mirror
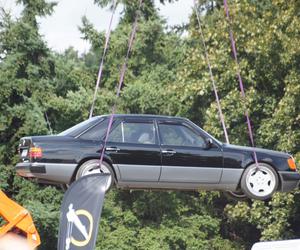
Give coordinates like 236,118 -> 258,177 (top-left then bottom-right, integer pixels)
205,138 -> 213,149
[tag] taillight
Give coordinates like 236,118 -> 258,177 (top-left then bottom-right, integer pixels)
29,147 -> 43,159
287,157 -> 297,171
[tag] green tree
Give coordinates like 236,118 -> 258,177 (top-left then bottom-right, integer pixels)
175,0 -> 300,245
1,0 -> 299,249
0,1 -> 63,249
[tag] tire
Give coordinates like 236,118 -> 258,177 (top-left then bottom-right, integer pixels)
60,184 -> 68,192
241,163 -> 279,200
224,190 -> 248,201
75,159 -> 115,192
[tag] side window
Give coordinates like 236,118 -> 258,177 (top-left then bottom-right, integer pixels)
108,122 -> 123,142
109,121 -> 155,144
159,123 -> 205,147
79,119 -> 109,140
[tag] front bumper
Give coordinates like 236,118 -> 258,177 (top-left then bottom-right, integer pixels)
16,162 -> 77,184
278,171 -> 300,192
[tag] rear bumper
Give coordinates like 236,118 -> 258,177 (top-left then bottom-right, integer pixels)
278,171 -> 300,192
16,162 -> 77,184
16,162 -> 46,176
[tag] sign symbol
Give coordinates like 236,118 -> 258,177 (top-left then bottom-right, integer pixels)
65,204 -> 93,250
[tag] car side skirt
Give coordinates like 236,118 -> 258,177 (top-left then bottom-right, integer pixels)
116,181 -> 239,191
114,165 -> 243,191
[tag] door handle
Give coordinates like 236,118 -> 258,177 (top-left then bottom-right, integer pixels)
105,147 -> 120,152
162,149 -> 176,155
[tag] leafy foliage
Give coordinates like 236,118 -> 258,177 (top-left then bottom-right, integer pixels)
0,0 -> 299,249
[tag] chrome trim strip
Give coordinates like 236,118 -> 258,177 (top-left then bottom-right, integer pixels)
121,122 -> 125,142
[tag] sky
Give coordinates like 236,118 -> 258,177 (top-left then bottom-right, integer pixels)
1,0 -> 194,54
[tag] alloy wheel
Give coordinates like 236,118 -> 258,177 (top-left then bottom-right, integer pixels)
245,166 -> 276,198
81,162 -> 112,191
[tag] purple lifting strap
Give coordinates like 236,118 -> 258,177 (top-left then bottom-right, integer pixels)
99,0 -> 143,167
223,0 -> 259,165
89,0 -> 118,119
194,0 -> 230,144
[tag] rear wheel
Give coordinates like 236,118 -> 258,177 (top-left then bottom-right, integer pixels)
60,184 -> 68,192
75,159 -> 115,192
224,190 -> 248,201
241,163 -> 278,200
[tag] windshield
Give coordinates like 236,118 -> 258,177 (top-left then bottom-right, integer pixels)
58,116 -> 102,137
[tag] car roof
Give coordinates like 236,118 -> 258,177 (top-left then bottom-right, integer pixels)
96,114 -> 189,121
89,114 -> 222,145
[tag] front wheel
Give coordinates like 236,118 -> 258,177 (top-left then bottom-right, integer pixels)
75,159 -> 115,192
241,163 -> 279,200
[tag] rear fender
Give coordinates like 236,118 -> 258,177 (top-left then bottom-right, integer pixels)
71,154 -> 116,183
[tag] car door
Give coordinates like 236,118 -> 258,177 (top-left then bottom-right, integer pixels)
105,117 -> 161,182
157,119 -> 223,184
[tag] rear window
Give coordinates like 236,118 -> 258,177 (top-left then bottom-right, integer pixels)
58,117 -> 102,137
79,119 -> 109,141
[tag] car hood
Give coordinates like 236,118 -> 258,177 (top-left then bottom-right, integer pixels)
223,144 -> 290,158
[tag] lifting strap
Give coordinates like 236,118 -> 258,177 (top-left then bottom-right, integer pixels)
193,0 -> 230,144
0,190 -> 41,248
89,0 -> 118,119
223,0 -> 259,165
194,0 -> 259,166
99,0 -> 143,167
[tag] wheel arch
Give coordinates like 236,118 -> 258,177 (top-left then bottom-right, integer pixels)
70,156 -> 117,183
240,160 -> 282,191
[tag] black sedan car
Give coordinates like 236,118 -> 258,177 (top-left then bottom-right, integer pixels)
16,114 -> 299,200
